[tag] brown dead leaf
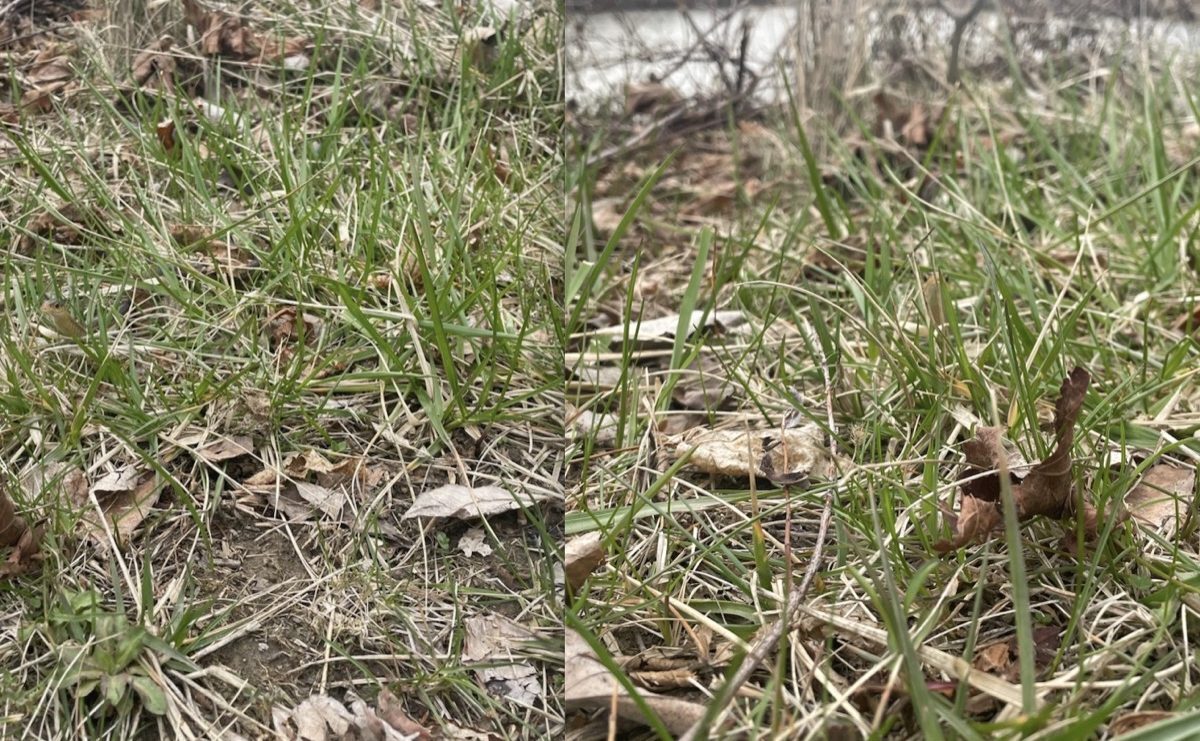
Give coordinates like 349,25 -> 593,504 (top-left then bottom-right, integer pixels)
564,532 -> 604,592
666,423 -> 836,483
938,368 -> 1094,551
182,0 -> 310,64
131,36 -> 176,92
376,690 -> 431,740
565,628 -> 705,735
1110,711 -> 1177,736
79,468 -> 164,547
0,483 -> 42,579
402,484 -> 546,520
1124,464 -> 1195,536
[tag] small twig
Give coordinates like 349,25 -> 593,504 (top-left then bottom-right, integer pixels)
937,0 -> 989,85
678,331 -> 840,741
584,90 -> 761,169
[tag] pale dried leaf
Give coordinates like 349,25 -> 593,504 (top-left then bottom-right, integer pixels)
565,628 -> 705,735
590,310 -> 747,345
1125,464 -> 1195,536
564,532 -> 604,591
196,435 -> 254,462
402,484 -> 543,520
294,482 -> 345,518
666,423 -> 835,481
457,527 -> 492,557
93,465 -> 141,492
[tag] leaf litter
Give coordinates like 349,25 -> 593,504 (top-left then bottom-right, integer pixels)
1124,463 -> 1195,536
565,628 -> 705,735
463,614 -> 544,707
272,688 -> 431,741
937,367 -> 1105,551
242,450 -> 388,522
402,483 -> 547,520
664,422 -> 839,484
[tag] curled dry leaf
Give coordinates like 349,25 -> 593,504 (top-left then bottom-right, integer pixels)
1124,464 -> 1195,537
564,532 -> 604,592
565,628 -> 705,735
131,36 -> 176,92
937,367 -> 1097,551
402,484 -> 546,520
79,467 -> 164,547
665,423 -> 836,483
0,483 -> 43,579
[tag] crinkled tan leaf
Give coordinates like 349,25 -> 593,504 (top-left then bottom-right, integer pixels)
565,628 -> 705,735
457,527 -> 492,557
1125,464 -> 1195,536
402,484 -> 543,520
667,423 -> 835,481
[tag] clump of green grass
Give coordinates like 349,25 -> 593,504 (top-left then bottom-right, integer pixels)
567,30 -> 1200,740
1,0 -> 562,737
